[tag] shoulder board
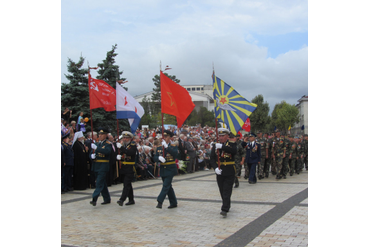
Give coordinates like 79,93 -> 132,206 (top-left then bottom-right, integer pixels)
106,141 -> 111,144
130,141 -> 136,145
170,144 -> 177,147
228,140 -> 235,143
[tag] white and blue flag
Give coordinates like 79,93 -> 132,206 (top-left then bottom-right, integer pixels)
116,82 -> 144,133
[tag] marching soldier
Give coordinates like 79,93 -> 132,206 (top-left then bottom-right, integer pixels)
230,133 -> 245,188
269,132 -> 277,176
89,128 -> 112,206
243,134 -> 250,179
296,136 -> 304,174
271,130 -> 286,180
289,136 -> 298,176
210,128 -> 237,217
264,133 -> 272,178
116,131 -> 137,206
153,130 -> 179,209
256,131 -> 267,179
303,134 -> 308,171
244,133 -> 261,184
281,133 -> 291,179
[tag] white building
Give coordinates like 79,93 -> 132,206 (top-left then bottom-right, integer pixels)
291,95 -> 308,136
134,84 -> 215,112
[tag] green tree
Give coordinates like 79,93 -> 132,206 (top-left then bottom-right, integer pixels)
90,44 -> 130,135
61,56 -> 90,129
249,94 -> 270,133
271,101 -> 299,134
184,107 -> 216,127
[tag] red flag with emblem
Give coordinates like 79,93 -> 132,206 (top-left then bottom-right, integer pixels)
242,118 -> 251,132
160,71 -> 195,128
88,73 -> 116,111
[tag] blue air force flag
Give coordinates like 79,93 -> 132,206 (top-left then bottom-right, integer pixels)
212,75 -> 257,135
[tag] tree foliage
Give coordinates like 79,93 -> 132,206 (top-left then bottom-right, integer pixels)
249,94 -> 270,133
271,101 -> 300,133
61,45 -> 130,136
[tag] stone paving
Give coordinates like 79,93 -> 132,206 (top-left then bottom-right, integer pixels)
62,169 -> 308,247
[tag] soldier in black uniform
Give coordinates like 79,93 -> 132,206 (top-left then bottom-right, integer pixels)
116,131 -> 137,206
210,128 -> 237,217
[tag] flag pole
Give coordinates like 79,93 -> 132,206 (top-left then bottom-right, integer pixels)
213,66 -> 221,169
160,61 -> 164,137
88,64 -> 99,151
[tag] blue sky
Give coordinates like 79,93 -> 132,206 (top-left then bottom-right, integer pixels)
61,0 -> 308,112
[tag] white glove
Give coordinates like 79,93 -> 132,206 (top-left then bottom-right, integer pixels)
159,156 -> 166,163
91,153 -> 96,159
215,167 -> 222,175
91,143 -> 97,150
116,155 -> 122,160
162,140 -> 168,149
215,143 -> 223,149
116,143 -> 122,148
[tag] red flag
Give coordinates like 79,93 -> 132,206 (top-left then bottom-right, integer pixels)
88,73 -> 116,111
160,71 -> 195,128
242,118 -> 251,132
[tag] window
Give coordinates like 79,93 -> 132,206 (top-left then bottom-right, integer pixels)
187,88 -> 190,91
192,88 -> 195,91
197,88 -> 200,91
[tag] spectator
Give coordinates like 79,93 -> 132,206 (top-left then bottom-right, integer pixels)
62,107 -> 72,123
72,131 -> 88,190
76,112 -> 84,131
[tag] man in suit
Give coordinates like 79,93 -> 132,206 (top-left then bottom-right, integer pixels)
89,128 -> 113,206
243,133 -> 261,184
210,128 -> 237,217
185,137 -> 196,173
153,130 -> 179,209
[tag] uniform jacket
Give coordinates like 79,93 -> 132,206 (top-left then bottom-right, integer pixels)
153,144 -> 179,177
62,141 -> 74,166
243,141 -> 261,164
119,141 -> 137,174
90,139 -> 113,172
210,140 -> 237,176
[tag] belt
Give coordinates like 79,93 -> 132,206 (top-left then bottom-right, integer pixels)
94,160 -> 109,163
122,162 -> 135,165
162,161 -> 176,165
219,161 -> 235,165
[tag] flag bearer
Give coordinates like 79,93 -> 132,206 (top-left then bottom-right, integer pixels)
210,128 -> 237,218
89,128 -> 112,206
153,130 -> 179,209
116,131 -> 137,206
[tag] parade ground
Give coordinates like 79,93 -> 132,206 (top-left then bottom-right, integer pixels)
61,170 -> 308,247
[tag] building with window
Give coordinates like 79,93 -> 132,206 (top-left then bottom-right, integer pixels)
134,84 -> 215,112
291,95 -> 308,136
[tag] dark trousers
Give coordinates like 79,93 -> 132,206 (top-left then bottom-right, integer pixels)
63,166 -> 73,190
216,174 -> 234,212
119,173 -> 134,202
247,163 -> 257,183
187,154 -> 196,172
92,171 -> 110,202
157,175 -> 177,206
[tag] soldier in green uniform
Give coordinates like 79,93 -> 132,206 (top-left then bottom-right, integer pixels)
116,131 -> 137,206
256,131 -> 268,179
243,134 -> 250,180
210,128 -> 237,217
89,128 -> 113,206
303,134 -> 308,171
153,130 -> 179,209
271,130 -> 286,180
281,133 -> 291,179
296,136 -> 304,174
288,135 -> 298,176
230,133 -> 245,188
264,133 -> 272,178
270,132 -> 277,176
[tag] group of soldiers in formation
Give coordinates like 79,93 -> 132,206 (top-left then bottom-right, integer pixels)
61,124 -> 308,218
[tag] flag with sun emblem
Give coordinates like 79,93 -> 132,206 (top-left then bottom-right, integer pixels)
212,73 -> 257,135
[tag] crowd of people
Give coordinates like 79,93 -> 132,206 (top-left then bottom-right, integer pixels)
61,109 -> 308,194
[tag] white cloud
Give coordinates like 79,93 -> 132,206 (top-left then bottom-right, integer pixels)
62,0 -> 308,111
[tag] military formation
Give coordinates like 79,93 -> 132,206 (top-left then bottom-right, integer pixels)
62,122 -> 308,218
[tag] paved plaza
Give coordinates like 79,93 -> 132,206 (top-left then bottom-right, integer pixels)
61,169 -> 308,247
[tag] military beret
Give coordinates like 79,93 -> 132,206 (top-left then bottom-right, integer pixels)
218,128 -> 230,136
121,131 -> 134,138
229,132 -> 236,138
163,130 -> 174,137
256,130 -> 262,134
